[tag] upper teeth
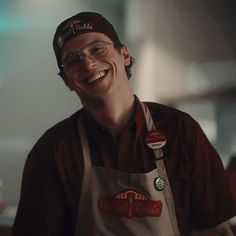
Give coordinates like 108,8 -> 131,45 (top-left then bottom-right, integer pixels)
88,71 -> 106,83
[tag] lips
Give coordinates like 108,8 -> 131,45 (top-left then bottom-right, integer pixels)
86,70 -> 108,84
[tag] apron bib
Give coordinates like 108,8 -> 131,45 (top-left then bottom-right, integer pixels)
75,103 -> 180,236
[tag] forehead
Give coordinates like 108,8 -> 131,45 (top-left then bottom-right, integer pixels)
61,32 -> 112,56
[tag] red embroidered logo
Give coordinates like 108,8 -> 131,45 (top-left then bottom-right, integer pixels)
98,190 -> 162,218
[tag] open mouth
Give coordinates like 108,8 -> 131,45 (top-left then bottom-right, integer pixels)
86,70 -> 109,84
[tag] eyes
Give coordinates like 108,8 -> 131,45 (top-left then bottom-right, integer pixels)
64,53 -> 83,67
90,44 -> 105,55
61,41 -> 113,72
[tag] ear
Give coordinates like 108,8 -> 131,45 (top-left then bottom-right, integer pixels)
121,46 -> 131,66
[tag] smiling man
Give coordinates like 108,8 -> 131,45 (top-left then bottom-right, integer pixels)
13,12 -> 235,236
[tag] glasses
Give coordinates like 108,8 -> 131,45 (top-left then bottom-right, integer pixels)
61,41 -> 114,73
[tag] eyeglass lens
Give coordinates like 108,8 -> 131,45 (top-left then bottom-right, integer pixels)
62,41 -> 111,72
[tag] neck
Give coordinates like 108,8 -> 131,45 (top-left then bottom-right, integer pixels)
82,92 -> 135,139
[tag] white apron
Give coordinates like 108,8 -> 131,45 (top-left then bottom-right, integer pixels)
75,102 -> 180,236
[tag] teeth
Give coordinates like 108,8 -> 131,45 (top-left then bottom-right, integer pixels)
88,71 -> 106,84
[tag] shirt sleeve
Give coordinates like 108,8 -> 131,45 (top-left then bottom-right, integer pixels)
188,119 -> 236,228
12,133 -> 75,236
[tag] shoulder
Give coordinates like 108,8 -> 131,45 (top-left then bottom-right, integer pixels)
144,101 -> 194,122
26,110 -> 82,164
46,110 -> 80,136
21,109 -> 83,184
143,101 -> 200,135
37,110 -> 81,145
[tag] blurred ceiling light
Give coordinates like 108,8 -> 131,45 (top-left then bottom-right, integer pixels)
0,15 -> 32,33
0,0 -> 80,32
14,0 -> 68,8
13,0 -> 79,16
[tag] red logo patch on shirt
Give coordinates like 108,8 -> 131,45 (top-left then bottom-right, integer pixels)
98,190 -> 162,218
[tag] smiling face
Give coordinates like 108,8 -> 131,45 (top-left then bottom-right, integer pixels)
60,32 -> 131,104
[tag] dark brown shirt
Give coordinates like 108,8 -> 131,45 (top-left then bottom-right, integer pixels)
13,98 -> 236,235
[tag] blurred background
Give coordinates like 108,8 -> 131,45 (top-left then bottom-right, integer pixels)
0,0 -> 236,231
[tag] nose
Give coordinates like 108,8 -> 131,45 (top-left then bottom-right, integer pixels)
82,54 -> 97,70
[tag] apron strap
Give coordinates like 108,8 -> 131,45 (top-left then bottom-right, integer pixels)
140,102 -> 180,236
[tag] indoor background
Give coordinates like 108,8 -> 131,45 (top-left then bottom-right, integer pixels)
0,0 -> 236,229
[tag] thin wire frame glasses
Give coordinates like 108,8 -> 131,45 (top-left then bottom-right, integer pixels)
61,41 -> 114,73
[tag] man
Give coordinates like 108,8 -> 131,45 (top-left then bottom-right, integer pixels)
13,12 -> 235,235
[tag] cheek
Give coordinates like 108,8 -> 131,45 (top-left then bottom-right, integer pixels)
108,56 -> 126,74
66,74 -> 81,90
109,61 -> 117,74
112,60 -> 127,76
